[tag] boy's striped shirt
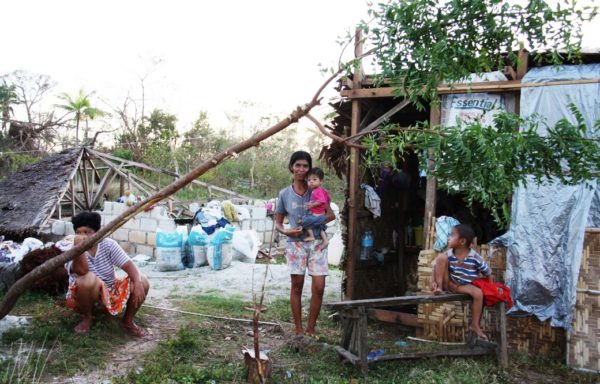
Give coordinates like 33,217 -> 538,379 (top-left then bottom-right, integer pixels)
447,248 -> 491,285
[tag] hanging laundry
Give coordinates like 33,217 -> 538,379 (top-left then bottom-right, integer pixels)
360,184 -> 381,218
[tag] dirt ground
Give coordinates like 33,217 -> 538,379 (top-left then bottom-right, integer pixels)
51,260 -> 343,383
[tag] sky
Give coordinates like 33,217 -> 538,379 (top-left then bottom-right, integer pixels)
1,0 -> 370,132
2,1 -> 599,138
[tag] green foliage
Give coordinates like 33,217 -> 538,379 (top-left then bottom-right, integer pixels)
362,0 -> 597,109
112,148 -> 133,161
364,105 -> 600,227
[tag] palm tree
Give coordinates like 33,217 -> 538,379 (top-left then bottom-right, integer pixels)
56,89 -> 105,145
0,83 -> 18,133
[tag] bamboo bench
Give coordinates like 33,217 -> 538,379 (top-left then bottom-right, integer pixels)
324,293 -> 508,374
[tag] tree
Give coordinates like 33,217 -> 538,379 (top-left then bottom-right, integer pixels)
0,82 -> 17,132
56,89 -> 105,145
362,0 -> 597,108
353,0 -> 599,225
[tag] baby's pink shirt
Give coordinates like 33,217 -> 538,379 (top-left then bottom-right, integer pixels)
310,187 -> 330,215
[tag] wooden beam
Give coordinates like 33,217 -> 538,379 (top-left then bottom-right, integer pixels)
516,49 -> 529,80
498,301 -> 508,368
367,308 -> 421,328
423,106 -> 440,247
90,168 -> 117,210
345,28 -> 363,300
349,99 -> 411,143
371,348 -> 492,362
325,293 -> 470,310
88,149 -> 252,200
341,78 -> 600,99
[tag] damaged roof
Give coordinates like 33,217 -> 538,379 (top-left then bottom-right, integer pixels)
0,147 -> 83,239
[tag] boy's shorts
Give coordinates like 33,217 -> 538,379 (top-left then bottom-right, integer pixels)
285,241 -> 328,276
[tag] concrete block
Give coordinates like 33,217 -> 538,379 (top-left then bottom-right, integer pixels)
119,241 -> 135,255
265,218 -> 274,230
140,218 -> 158,232
151,206 -> 167,218
112,228 -> 129,241
252,220 -> 266,232
136,244 -> 155,258
251,207 -> 267,219
65,222 -> 75,235
101,215 -> 116,226
113,203 -> 127,214
102,201 -> 113,214
255,232 -> 264,243
241,220 -> 251,230
123,219 -> 140,230
147,232 -> 156,246
51,221 -> 65,236
157,219 -> 176,232
129,230 -> 146,244
263,231 -> 274,245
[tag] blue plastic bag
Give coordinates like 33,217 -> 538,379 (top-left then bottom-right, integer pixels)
433,216 -> 460,252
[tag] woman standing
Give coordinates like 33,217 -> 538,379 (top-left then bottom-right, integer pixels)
274,151 -> 335,336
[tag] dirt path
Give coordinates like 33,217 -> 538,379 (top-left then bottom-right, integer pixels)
56,261 -> 343,383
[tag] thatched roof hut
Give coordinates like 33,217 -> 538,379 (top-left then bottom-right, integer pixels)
0,148 -> 82,239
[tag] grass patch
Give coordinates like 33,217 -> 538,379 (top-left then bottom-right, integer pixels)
121,293 -> 600,383
0,291 -> 148,380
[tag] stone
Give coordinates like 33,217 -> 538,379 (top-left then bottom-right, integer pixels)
136,245 -> 155,258
158,219 -> 176,232
112,228 -> 129,241
252,220 -> 266,232
51,221 -> 65,236
119,241 -> 136,255
113,203 -> 127,214
102,201 -> 113,214
65,222 -> 75,235
140,218 -> 158,232
129,230 -> 147,244
241,220 -> 251,230
123,219 -> 140,230
147,232 -> 156,246
251,207 -> 267,220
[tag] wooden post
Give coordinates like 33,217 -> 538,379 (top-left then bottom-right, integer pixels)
423,106 -> 440,247
70,179 -> 76,216
346,28 -> 363,300
119,175 -> 125,198
358,306 -> 369,374
498,301 -> 508,368
514,49 -> 528,117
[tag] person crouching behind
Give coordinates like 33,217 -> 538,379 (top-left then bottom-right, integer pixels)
431,224 -> 492,340
65,211 -> 150,337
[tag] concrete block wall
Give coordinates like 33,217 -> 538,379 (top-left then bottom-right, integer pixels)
47,201 -> 340,258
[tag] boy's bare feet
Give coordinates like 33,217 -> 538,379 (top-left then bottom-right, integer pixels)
74,316 -> 92,334
470,326 -> 488,341
122,322 -> 147,338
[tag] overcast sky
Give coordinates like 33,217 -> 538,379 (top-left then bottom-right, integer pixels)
2,0 -> 369,130
2,1 -> 599,134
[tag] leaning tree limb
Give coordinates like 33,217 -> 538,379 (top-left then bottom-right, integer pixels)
0,100 -> 323,319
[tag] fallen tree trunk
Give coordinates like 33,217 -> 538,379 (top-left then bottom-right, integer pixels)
0,100 -> 322,319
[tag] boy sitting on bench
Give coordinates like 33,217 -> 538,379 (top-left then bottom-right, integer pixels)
431,224 -> 492,340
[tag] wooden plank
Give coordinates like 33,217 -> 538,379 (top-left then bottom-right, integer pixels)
370,348 -> 493,362
78,163 -> 90,209
334,346 -> 360,365
345,28 -> 363,300
358,306 -> 369,374
88,149 -> 252,200
341,78 -> 600,99
423,106 -> 440,246
349,99 -> 411,143
516,49 -> 529,80
367,308 -> 421,328
90,168 -> 117,209
325,293 -> 470,310
498,301 -> 508,368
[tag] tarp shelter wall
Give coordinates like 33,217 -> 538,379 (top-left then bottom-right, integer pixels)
493,64 -> 600,328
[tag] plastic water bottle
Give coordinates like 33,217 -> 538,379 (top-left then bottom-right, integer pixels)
360,231 -> 374,260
